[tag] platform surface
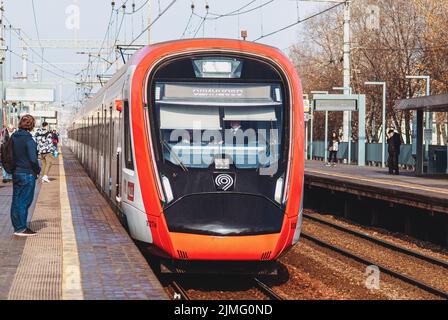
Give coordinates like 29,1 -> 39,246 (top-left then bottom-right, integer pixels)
305,160 -> 448,213
0,150 -> 167,300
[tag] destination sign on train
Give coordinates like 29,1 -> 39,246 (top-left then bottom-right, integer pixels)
156,83 -> 282,105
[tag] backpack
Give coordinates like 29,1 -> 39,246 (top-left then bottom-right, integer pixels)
0,137 -> 15,174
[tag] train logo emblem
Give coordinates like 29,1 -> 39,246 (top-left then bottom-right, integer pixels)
214,173 -> 235,191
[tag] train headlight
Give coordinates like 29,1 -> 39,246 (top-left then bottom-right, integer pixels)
161,176 -> 174,203
274,176 -> 284,204
193,58 -> 243,78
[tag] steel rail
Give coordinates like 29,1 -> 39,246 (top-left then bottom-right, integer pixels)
253,278 -> 284,300
170,279 -> 191,301
303,213 -> 448,269
301,232 -> 448,299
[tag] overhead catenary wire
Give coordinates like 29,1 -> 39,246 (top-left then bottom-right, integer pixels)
180,3 -> 195,38
194,0 -> 273,20
7,47 -> 78,83
193,3 -> 208,38
126,0 -> 176,48
31,0 -> 44,79
125,0 -> 149,14
4,16 -> 81,77
253,1 -> 344,42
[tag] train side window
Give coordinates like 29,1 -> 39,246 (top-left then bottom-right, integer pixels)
124,101 -> 134,170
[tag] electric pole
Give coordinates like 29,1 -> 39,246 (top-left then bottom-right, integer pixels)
342,0 -> 351,144
0,0 -> 5,127
147,2 -> 151,44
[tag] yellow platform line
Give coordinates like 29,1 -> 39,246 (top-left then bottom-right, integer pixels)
306,169 -> 448,196
59,155 -> 84,300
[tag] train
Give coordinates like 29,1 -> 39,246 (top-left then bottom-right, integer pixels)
68,39 -> 305,273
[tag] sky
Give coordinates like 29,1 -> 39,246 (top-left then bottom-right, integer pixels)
2,0 -> 335,107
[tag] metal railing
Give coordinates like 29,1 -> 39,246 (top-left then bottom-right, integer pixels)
308,141 -> 415,166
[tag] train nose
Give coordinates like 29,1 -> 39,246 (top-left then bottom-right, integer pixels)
169,232 -> 281,261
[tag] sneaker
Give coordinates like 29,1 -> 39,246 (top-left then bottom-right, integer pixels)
325,163 -> 332,167
14,228 -> 37,237
42,175 -> 50,183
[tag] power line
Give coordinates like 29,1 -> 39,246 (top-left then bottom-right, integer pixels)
31,0 -> 44,79
101,0 -> 177,77
4,16 -> 80,77
124,0 -> 177,48
193,0 -> 273,20
253,2 -> 343,42
193,3 -> 208,38
181,4 -> 195,38
125,0 -> 150,15
208,0 -> 257,18
7,48 -> 78,83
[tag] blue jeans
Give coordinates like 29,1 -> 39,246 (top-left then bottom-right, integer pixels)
2,167 -> 12,180
10,173 -> 36,232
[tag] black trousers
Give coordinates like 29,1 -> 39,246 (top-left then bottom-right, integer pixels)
388,152 -> 399,174
328,151 -> 337,163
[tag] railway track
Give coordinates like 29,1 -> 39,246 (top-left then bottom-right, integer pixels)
301,215 -> 448,299
168,277 -> 283,300
303,213 -> 448,268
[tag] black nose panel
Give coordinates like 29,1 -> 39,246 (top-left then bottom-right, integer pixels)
163,193 -> 284,236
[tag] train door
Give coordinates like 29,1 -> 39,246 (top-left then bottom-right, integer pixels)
87,116 -> 91,175
106,104 -> 113,198
101,105 -> 107,193
110,106 -> 121,205
95,111 -> 100,186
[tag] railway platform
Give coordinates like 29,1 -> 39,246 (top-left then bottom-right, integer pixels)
305,160 -> 448,214
0,149 -> 167,300
304,160 -> 448,246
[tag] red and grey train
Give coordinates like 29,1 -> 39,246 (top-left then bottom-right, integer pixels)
68,39 -> 304,272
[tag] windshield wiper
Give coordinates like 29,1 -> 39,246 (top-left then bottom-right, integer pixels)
162,140 -> 188,172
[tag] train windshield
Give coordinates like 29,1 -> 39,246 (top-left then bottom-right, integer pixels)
149,54 -> 291,222
154,82 -> 284,171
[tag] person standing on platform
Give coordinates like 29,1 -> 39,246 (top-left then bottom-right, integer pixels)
10,115 -> 40,236
1,124 -> 16,183
387,129 -> 402,175
35,122 -> 55,183
327,132 -> 339,167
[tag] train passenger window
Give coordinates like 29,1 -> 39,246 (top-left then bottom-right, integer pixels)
123,101 -> 134,170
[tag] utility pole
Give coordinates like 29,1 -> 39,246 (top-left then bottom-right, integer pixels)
342,0 -> 351,144
0,0 -> 5,127
299,0 -> 352,144
147,1 -> 151,44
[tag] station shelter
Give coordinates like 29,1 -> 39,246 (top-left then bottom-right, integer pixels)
395,94 -> 448,176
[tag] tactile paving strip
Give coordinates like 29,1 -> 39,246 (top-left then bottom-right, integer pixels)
7,164 -> 62,300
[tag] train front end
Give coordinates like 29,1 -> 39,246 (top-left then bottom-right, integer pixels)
132,40 -> 304,272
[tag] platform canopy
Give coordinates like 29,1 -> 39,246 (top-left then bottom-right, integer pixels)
395,94 -> 448,112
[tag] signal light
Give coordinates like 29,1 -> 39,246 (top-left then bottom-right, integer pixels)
115,99 -> 123,112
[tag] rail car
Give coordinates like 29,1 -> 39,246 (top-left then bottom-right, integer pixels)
68,39 -> 304,273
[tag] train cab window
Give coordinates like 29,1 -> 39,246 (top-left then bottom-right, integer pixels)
154,81 -> 283,170
123,101 -> 134,170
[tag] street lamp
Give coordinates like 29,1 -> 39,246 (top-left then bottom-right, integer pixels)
310,91 -> 329,161
365,81 -> 387,168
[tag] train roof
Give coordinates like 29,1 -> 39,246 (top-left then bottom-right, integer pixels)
71,38 -> 288,124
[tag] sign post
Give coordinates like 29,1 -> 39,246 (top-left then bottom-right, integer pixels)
313,94 -> 366,166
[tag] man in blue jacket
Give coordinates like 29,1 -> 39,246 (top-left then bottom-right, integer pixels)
10,115 -> 41,236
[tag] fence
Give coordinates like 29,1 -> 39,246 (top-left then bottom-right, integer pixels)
308,141 -> 415,166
